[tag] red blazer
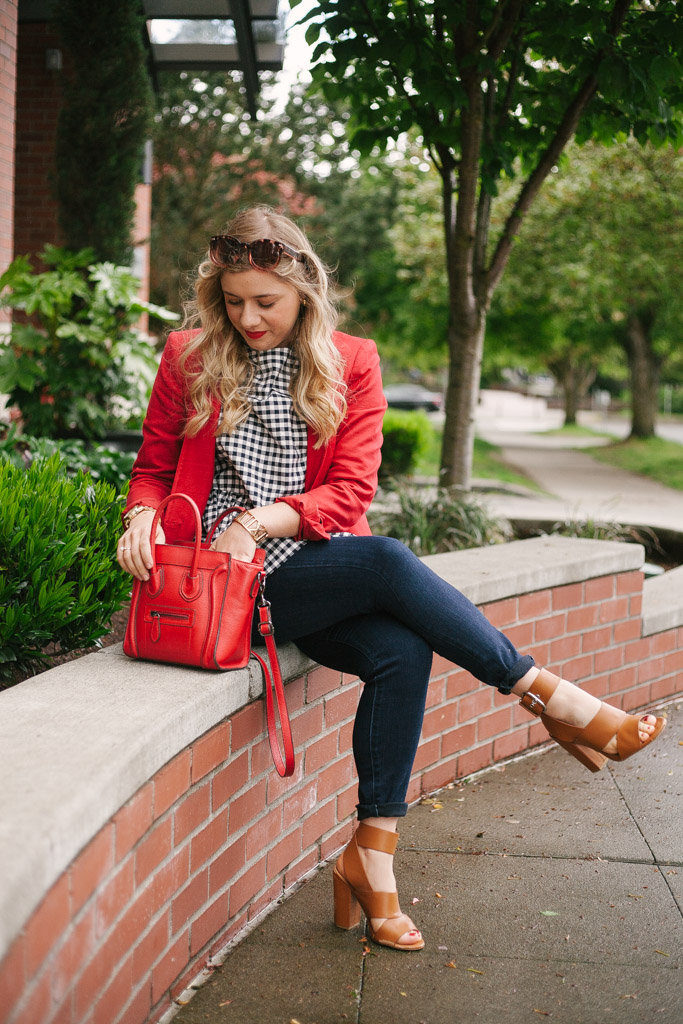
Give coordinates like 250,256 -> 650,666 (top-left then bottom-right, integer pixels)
126,329 -> 387,543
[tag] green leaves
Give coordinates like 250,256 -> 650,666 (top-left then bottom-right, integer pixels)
0,454 -> 131,685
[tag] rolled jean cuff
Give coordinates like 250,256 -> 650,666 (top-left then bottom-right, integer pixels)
357,801 -> 408,821
496,654 -> 536,695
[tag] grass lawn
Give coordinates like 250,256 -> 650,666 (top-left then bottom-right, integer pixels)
587,436 -> 683,491
414,425 -> 540,491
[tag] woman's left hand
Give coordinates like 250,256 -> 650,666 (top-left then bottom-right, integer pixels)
210,520 -> 257,562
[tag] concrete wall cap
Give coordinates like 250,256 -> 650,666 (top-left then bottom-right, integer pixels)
642,564 -> 683,636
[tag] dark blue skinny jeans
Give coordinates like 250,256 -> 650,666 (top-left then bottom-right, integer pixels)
256,536 -> 534,820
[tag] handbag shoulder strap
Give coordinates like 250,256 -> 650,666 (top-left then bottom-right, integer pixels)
251,602 -> 295,778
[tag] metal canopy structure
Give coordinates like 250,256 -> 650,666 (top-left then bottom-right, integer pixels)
143,1 -> 285,117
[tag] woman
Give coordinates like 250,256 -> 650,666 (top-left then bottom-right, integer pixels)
118,207 -> 664,953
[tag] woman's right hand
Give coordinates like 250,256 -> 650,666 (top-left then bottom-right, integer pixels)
117,509 -> 164,582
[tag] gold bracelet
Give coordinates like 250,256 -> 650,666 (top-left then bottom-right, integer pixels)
234,510 -> 269,545
122,504 -> 155,530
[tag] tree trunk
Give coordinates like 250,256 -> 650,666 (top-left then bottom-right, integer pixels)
547,352 -> 597,428
623,311 -> 659,438
440,314 -> 486,491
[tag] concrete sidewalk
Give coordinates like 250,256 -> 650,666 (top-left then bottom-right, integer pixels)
171,702 -> 682,1024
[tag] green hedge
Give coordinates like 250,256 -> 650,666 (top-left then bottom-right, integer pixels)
380,408 -> 433,483
0,455 -> 131,686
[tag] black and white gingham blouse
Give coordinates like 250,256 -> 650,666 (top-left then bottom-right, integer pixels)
202,346 -> 307,573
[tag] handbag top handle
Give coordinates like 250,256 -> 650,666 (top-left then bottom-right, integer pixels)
148,493 -> 203,586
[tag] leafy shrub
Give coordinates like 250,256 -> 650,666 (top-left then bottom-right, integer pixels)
0,245 -> 176,439
0,454 -> 131,686
0,424 -> 135,492
368,487 -> 510,556
380,409 -> 433,483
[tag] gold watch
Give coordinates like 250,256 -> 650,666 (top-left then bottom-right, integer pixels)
234,510 -> 269,545
123,504 -> 155,530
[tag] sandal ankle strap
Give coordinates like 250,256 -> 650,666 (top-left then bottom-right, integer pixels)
355,822 -> 399,855
519,667 -> 563,716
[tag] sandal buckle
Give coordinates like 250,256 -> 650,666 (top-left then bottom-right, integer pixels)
520,690 -> 546,716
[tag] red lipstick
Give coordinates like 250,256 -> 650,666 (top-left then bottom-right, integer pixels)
245,330 -> 266,339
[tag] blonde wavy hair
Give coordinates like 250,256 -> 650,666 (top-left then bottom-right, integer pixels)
178,206 -> 346,446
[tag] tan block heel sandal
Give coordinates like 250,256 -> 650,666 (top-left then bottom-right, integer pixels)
520,668 -> 666,772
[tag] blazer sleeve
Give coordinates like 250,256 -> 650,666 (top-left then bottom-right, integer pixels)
277,337 -> 387,540
125,332 -> 188,512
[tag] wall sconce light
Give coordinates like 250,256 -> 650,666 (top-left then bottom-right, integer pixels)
45,48 -> 62,71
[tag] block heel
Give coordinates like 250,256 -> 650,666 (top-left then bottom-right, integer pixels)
333,866 -> 361,929
555,738 -> 608,773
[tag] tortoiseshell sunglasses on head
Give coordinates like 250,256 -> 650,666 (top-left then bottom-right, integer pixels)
209,235 -> 306,270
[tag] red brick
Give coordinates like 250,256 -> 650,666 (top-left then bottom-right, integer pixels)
599,597 -> 630,623
265,755 -> 305,802
585,576 -> 614,601
245,805 -> 283,862
566,605 -> 600,631
174,782 -> 211,845
151,846 -> 190,909
651,631 -> 676,654
518,590 -> 552,619
503,622 -> 535,649
550,634 -> 582,661
266,829 -> 302,877
151,930 -> 189,1004
71,825 -> 115,916
190,809 -> 229,871
651,676 -> 681,702
441,722 -> 476,757
0,937 -> 25,1018
411,735 -> 440,772
171,869 -> 208,933
131,911 -> 169,986
190,893 -> 229,956
96,858 -> 135,938
284,673 -> 306,712
422,701 -> 458,738
637,658 -> 667,684
457,743 -> 493,778
290,703 -> 325,747
560,655 -> 593,680
229,779 -> 266,833
212,750 -> 249,810
306,665 -> 342,700
209,836 -> 246,897
431,653 -> 456,676
229,857 -> 266,916
610,665 -> 638,690
425,677 -> 445,708
535,613 -> 566,641
446,670 -> 478,698
477,707 -> 512,740
613,619 -> 642,643
246,733 -> 274,777
581,626 -> 613,653
458,689 -> 493,723
582,674 -> 609,699
12,970 -> 52,1024
114,783 -> 154,862
625,637 -> 652,663
154,751 -> 191,820
321,822 -> 353,862
482,597 -> 518,628
617,571 -> 643,595
119,980 -> 152,1024
325,684 -> 360,727
284,849 -> 319,890
494,728 -> 530,761
301,800 -> 336,849
595,647 -> 624,673
621,685 -> 652,711
552,582 -> 583,610
528,720 -> 550,748
282,781 -> 318,830
336,783 -> 358,822
420,760 -> 457,795
305,732 -> 338,774
92,954 -> 132,1024
231,701 -> 265,752
629,594 -> 643,617
317,754 -> 355,803
191,723 -> 230,783
248,879 -> 284,922
135,816 -> 172,887
339,719 -> 355,753
24,871 -> 70,976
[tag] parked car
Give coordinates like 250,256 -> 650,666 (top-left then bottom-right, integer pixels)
383,384 -> 443,412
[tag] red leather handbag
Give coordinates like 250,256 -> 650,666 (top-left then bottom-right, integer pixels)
123,493 -> 294,776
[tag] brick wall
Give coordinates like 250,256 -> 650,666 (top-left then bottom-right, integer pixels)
0,0 -> 18,298
13,20 -> 64,260
0,565 -> 681,1024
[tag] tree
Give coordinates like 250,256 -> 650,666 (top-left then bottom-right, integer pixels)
493,140 -> 682,434
295,0 -> 681,490
53,0 -> 153,264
